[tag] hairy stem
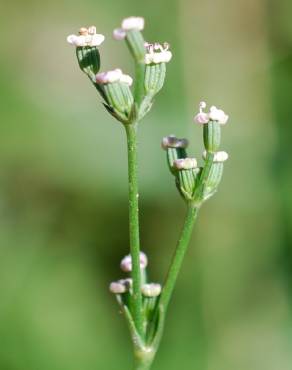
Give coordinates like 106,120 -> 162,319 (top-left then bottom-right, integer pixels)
159,203 -> 199,312
125,123 -> 143,336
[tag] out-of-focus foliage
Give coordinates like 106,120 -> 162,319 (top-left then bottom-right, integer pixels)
0,0 -> 292,369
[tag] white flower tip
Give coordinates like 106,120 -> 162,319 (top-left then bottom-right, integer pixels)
141,283 -> 162,297
208,106 -> 229,124
121,16 -> 145,31
96,69 -> 132,86
67,26 -> 105,47
203,150 -> 229,162
194,102 -> 229,125
120,251 -> 148,272
161,135 -> 189,150
144,42 -> 172,64
113,28 -> 126,40
173,158 -> 198,170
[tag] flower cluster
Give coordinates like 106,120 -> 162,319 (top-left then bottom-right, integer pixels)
110,252 -> 162,298
163,101 -> 229,203
67,17 -> 172,124
144,42 -> 172,64
67,26 -> 105,47
194,101 -> 229,125
113,16 -> 145,40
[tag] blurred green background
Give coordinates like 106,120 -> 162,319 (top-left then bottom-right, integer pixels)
1,0 -> 292,369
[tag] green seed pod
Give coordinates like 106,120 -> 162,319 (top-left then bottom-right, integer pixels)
144,63 -> 166,95
76,46 -> 100,81
203,121 -> 221,152
202,162 -> 224,200
103,82 -> 134,119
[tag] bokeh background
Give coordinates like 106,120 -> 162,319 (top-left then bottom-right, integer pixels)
1,0 -> 292,369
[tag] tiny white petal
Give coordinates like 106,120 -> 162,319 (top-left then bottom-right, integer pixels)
120,74 -> 133,86
122,17 -> 145,31
203,150 -> 229,162
209,106 -> 228,124
88,26 -> 96,35
90,34 -> 105,46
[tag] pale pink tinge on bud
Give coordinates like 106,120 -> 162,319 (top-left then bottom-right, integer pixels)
194,112 -> 209,124
113,28 -> 126,40
120,251 -> 148,272
96,69 -> 133,86
109,281 -> 127,294
173,158 -> 198,170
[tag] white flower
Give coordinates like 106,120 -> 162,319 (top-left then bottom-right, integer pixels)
144,42 -> 172,64
113,17 -> 144,40
161,135 -> 189,149
173,158 -> 198,170
194,101 -> 229,125
122,17 -> 145,31
120,252 -> 148,272
203,150 -> 229,162
109,281 -> 126,294
67,26 -> 105,47
141,283 -> 162,297
208,106 -> 229,124
96,69 -> 133,86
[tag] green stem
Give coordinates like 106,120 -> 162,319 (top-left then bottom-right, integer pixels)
159,203 -> 199,312
125,123 -> 143,336
134,62 -> 145,106
134,348 -> 155,370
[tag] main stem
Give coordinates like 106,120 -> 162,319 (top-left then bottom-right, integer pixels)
125,123 -> 143,336
159,203 -> 199,312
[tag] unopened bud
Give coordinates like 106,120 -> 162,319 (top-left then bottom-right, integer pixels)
120,251 -> 148,272
161,135 -> 189,150
203,150 -> 228,162
141,283 -> 162,297
109,281 -> 127,294
173,157 -> 197,170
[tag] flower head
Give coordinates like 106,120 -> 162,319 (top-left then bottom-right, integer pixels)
67,26 -> 105,47
194,101 -> 229,125
141,283 -> 162,297
120,251 -> 148,272
161,135 -> 189,150
144,42 -> 172,64
113,16 -> 145,40
96,69 -> 133,86
203,150 -> 229,162
173,158 -> 198,170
